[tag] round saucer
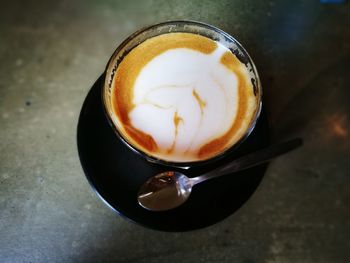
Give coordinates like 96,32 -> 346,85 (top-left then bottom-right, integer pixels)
77,75 -> 270,232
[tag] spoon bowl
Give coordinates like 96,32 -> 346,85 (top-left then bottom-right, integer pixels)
138,171 -> 193,211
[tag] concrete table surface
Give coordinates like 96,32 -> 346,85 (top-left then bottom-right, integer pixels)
1,0 -> 349,262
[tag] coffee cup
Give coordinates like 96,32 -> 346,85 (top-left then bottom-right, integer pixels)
103,20 -> 262,167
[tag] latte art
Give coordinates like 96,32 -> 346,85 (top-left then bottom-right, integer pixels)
131,47 -> 237,157
111,33 -> 258,162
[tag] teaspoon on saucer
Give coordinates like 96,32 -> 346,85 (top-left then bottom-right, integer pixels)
137,138 -> 302,211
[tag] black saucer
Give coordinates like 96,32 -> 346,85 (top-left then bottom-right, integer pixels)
77,75 -> 270,232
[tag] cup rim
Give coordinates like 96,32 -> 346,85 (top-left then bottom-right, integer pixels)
102,20 -> 262,168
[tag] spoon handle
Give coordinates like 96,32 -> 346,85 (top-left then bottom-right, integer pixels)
192,138 -> 303,185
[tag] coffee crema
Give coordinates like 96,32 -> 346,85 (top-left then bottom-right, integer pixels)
111,32 -> 258,162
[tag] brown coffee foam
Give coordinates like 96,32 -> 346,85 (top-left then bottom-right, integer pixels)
197,51 -> 253,159
167,111 -> 183,154
112,33 -> 217,155
113,33 -> 217,122
112,33 -> 256,162
192,89 -> 207,113
124,124 -> 158,152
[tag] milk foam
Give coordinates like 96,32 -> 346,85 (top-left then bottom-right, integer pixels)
129,43 -> 240,160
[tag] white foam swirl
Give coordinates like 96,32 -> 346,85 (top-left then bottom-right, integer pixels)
129,44 -> 239,158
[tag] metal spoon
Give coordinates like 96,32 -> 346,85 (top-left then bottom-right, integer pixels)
138,138 -> 302,211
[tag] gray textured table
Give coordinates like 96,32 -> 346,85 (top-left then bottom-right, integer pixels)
1,1 -> 349,262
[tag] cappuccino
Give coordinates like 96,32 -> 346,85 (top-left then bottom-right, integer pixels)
111,32 -> 258,162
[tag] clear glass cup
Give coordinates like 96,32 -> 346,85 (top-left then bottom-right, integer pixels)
103,20 -> 262,168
